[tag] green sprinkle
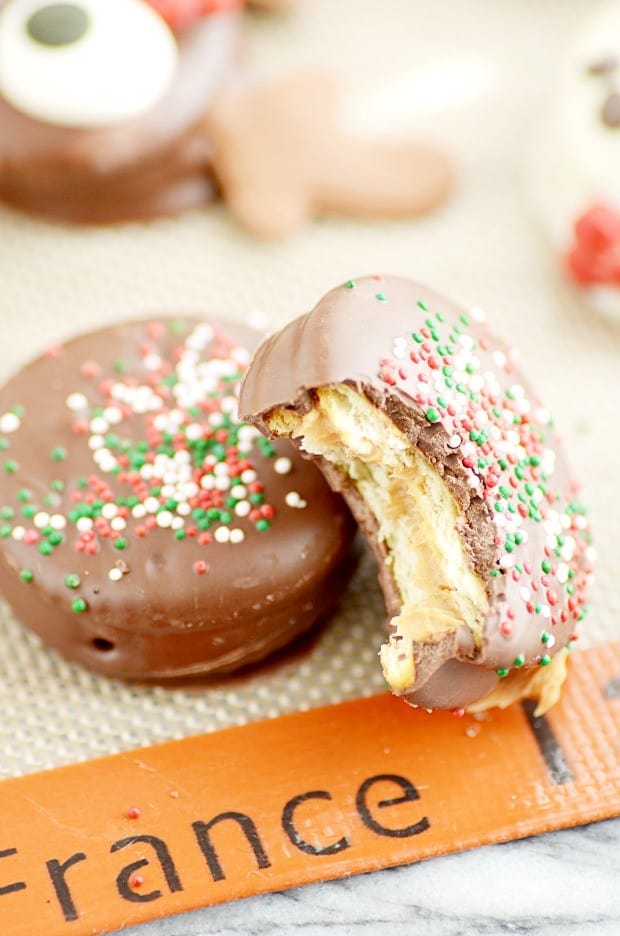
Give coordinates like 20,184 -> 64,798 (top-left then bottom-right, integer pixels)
0,438 -> 8,450
0,525 -> 11,538
71,598 -> 88,614
48,531 -> 63,546
114,360 -> 127,374
417,300 -> 429,311
425,408 -> 440,423
65,574 -> 81,589
4,460 -> 18,474
174,530 -> 186,541
540,654 -> 551,666
541,631 -> 551,644
489,569 -> 500,577
114,538 -> 127,551
256,519 -> 270,532
17,489 -> 31,502
376,293 -> 387,302
513,654 -> 525,668
0,507 -> 14,520
39,542 -> 53,556
541,559 -> 552,574
19,569 -> 33,583
412,332 -> 424,344
21,505 -> 36,519
496,668 -> 510,678
168,318 -> 186,335
344,280 -> 355,289
51,447 -> 66,462
249,493 -> 264,505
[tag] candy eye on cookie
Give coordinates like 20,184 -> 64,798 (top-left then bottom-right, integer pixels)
0,0 -> 179,127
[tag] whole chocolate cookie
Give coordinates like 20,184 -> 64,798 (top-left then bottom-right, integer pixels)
239,275 -> 595,714
0,316 -> 357,679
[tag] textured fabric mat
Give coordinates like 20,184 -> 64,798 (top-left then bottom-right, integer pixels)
0,0 -> 616,779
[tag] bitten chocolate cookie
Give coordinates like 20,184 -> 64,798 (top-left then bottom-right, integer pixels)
239,276 -> 595,714
0,317 -> 357,679
0,0 -> 452,233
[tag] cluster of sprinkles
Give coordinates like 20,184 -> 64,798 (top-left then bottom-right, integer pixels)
0,319 -> 307,615
347,277 -> 594,678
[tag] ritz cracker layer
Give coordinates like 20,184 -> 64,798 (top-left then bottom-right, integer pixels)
0,317 -> 357,679
239,275 -> 595,715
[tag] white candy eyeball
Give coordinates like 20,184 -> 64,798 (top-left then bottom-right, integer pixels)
0,0 -> 178,128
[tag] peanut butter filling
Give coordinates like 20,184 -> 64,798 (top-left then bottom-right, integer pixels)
267,383 -> 568,714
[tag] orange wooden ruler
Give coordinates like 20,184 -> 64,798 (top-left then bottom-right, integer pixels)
0,642 -> 619,936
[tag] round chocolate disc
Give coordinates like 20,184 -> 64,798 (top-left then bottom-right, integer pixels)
0,316 -> 357,680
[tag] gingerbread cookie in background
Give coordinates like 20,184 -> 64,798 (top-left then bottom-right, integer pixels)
239,275 -> 595,715
0,0 -> 453,235
0,316 -> 358,680
530,1 -> 620,321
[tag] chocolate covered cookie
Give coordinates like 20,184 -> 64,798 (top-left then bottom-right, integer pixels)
0,0 -> 453,233
239,276 -> 595,714
0,317 -> 357,679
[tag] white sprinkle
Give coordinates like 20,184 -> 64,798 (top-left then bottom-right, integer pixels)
541,606 -> 551,619
49,514 -> 66,530
214,526 -> 230,543
520,586 -> 531,602
274,457 -> 292,475
11,526 -> 25,541
101,503 -> 118,520
144,353 -> 162,371
185,423 -> 203,441
111,517 -> 126,532
235,501 -> 251,517
230,529 -> 245,544
241,470 -> 256,484
132,504 -> 146,519
176,502 -> 191,517
156,511 -> 173,528
209,413 -> 224,428
33,512 -> 50,529
545,634 -> 556,648
200,474 -> 215,490
104,406 -> 122,425
90,417 -> 109,434
88,434 -> 105,451
214,462 -> 230,476
144,497 -> 160,514
109,568 -> 123,582
556,563 -> 569,584
215,476 -> 230,491
498,553 -> 514,569
66,393 -> 88,412
285,491 -> 307,509
171,517 -> 185,530
0,412 -> 20,434
447,434 -> 462,449
470,306 -> 487,323
76,517 -> 93,532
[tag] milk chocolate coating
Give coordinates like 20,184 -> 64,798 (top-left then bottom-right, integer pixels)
239,276 -> 593,709
0,9 -> 239,223
0,317 -> 356,679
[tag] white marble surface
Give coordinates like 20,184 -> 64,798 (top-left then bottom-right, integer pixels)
118,817 -> 620,935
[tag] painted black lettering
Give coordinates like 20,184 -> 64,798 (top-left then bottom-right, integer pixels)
0,848 -> 26,897
521,700 -> 573,784
111,835 -> 183,904
46,852 -> 87,922
192,813 -> 270,882
356,774 -> 430,838
281,791 -> 350,856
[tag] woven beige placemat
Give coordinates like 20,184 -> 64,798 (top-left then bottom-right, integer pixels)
0,0 -> 615,779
